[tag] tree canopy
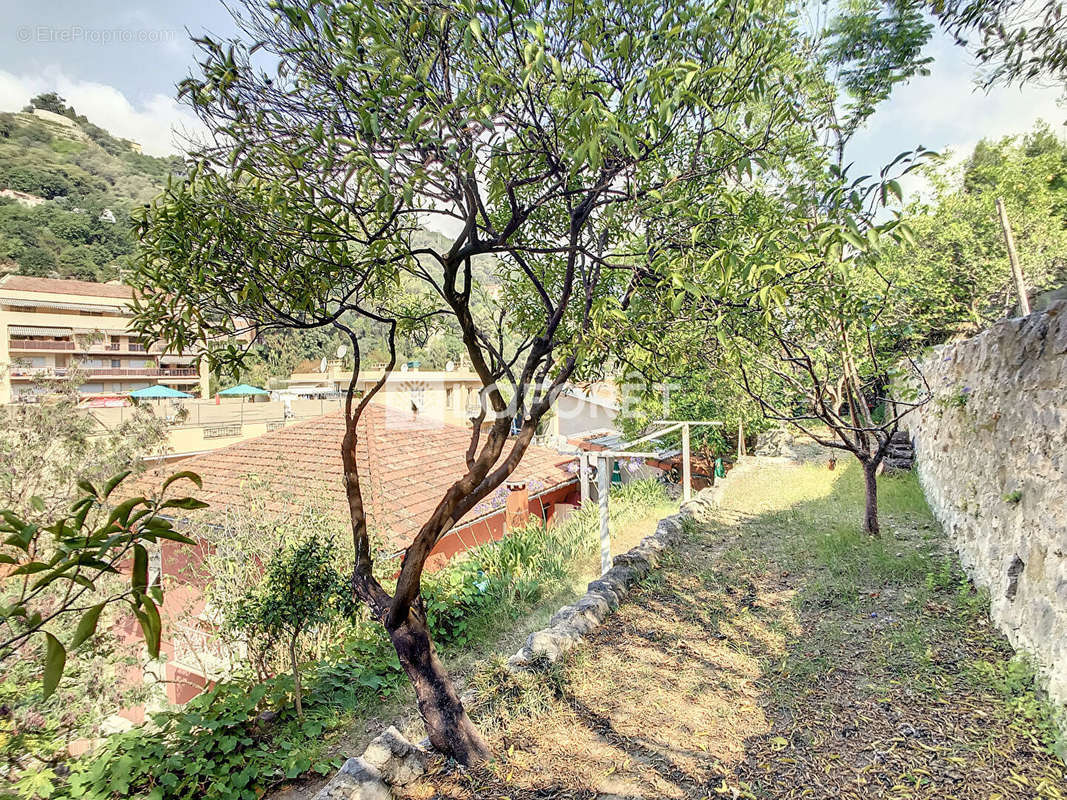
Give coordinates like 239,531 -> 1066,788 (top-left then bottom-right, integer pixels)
877,123 -> 1067,346
132,0 -> 820,763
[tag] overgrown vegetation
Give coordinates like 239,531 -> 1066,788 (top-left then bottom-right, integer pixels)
0,95 -> 182,282
43,481 -> 668,800
878,123 -> 1067,344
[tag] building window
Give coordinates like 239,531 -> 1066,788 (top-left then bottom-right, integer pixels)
111,359 -> 121,368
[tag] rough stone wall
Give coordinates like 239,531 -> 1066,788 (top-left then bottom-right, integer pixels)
903,301 -> 1067,707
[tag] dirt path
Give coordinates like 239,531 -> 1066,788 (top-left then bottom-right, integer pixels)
406,461 -> 1066,799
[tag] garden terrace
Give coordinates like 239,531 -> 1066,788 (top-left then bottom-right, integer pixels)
405,461 -> 1066,799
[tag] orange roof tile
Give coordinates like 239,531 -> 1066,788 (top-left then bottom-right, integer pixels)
137,405 -> 577,552
0,275 -> 134,299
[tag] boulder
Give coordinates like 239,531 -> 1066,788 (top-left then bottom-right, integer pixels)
361,727 -> 427,787
313,757 -> 391,800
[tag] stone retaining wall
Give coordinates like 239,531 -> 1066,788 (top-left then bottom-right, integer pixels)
312,492 -> 726,800
903,301 -> 1067,707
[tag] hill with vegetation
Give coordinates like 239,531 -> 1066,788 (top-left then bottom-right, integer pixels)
0,93 -> 184,283
0,98 -> 496,380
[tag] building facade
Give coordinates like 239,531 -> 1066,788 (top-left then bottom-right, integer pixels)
286,360 -> 489,424
0,275 -> 210,403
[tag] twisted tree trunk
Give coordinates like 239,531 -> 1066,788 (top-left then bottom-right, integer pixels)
387,611 -> 489,765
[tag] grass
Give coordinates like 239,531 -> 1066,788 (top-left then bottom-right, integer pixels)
405,460 -> 1066,800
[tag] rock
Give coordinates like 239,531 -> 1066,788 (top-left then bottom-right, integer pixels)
523,627 -> 575,662
549,604 -> 579,627
507,649 -> 533,668
612,551 -> 652,576
361,727 -> 427,787
575,593 -> 612,620
558,611 -> 598,636
508,507 -> 692,673
313,757 -> 391,800
654,515 -> 684,544
586,580 -> 623,607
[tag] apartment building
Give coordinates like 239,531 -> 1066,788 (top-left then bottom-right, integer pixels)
0,275 -> 210,403
286,359 -> 488,423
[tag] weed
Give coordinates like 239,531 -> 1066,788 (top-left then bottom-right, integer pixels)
967,657 -> 1065,757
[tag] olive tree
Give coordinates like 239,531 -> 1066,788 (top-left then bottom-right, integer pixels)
133,0 -> 809,763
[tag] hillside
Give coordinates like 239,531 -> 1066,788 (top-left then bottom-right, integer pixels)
0,95 -> 517,380
0,93 -> 183,282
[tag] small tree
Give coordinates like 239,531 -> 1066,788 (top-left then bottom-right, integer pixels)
0,374 -> 168,521
132,0 -> 812,763
226,536 -> 347,719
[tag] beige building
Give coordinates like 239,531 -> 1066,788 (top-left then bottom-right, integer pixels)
0,276 -> 209,403
286,359 -> 489,423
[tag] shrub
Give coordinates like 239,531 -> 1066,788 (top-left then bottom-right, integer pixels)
56,480 -> 669,798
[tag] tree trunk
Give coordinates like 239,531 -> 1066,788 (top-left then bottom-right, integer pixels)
289,633 -> 304,719
862,460 -> 880,538
388,612 -> 490,766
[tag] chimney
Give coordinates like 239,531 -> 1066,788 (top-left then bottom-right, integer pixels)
504,480 -> 529,532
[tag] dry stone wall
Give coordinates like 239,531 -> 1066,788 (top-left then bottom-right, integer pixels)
903,301 -> 1067,707
312,488 -> 735,800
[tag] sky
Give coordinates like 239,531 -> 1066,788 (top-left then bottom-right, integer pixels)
0,0 -> 1064,192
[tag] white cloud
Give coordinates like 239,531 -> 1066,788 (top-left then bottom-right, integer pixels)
846,33 -> 1066,207
0,68 -> 202,157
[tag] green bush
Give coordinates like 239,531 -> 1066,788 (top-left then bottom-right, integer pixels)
56,480 -> 669,799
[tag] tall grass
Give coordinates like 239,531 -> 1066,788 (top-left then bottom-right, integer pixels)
423,479 -> 671,648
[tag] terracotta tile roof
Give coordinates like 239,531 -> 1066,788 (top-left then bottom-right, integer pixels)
0,275 -> 134,299
137,404 -> 577,552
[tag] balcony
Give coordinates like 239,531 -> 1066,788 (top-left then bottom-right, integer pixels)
87,367 -> 199,378
8,340 -> 75,351
8,339 -> 165,355
9,366 -> 199,379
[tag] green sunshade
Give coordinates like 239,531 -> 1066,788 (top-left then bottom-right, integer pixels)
217,383 -> 270,396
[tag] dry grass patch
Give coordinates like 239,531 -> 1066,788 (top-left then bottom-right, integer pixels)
402,462 -> 1066,799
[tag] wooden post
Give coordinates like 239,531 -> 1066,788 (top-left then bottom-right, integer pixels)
681,422 -> 691,503
579,451 -> 590,505
597,455 -> 612,574
996,197 -> 1031,316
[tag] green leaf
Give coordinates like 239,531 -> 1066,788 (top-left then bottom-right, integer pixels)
161,471 -> 203,493
72,603 -> 106,649
107,497 -> 147,528
137,597 -> 162,659
103,471 -> 133,499
160,498 -> 210,511
10,561 -> 49,576
132,544 -> 149,593
42,632 -> 66,699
